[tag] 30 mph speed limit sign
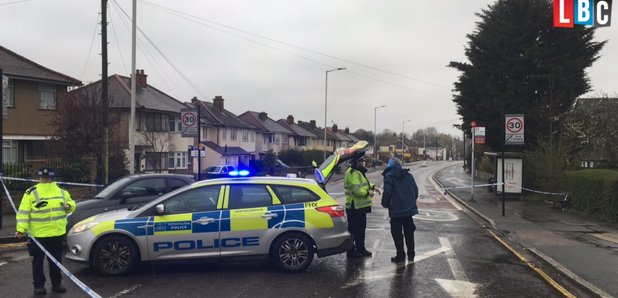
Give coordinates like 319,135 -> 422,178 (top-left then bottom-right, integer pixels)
505,114 -> 524,145
181,108 -> 198,137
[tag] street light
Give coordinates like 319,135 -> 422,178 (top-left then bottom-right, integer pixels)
324,67 -> 346,161
402,120 -> 411,160
374,105 -> 387,162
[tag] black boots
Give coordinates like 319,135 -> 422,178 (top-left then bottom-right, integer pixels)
347,248 -> 373,258
52,284 -> 67,293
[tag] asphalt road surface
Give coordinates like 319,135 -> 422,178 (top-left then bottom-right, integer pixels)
0,161 -> 563,297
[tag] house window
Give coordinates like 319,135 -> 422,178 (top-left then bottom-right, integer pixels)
231,128 -> 237,141
222,128 -> 227,141
2,140 -> 18,163
6,79 -> 14,108
143,113 -> 166,132
169,117 -> 181,132
274,134 -> 280,144
39,83 -> 56,110
202,127 -> 208,140
168,152 -> 187,169
242,129 -> 249,142
298,137 -> 308,146
251,131 -> 254,142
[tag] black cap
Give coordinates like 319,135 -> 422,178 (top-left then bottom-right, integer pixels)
350,153 -> 365,164
37,167 -> 55,177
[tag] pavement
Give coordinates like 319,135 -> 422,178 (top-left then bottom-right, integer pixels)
433,162 -> 618,298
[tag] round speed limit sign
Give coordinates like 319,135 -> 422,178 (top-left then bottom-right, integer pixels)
505,114 -> 524,145
506,117 -> 523,133
182,112 -> 197,128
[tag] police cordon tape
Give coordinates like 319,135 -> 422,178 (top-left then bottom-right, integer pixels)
0,179 -> 103,298
441,182 -> 568,197
0,175 -> 105,188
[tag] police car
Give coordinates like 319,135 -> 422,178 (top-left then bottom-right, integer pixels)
65,174 -> 353,275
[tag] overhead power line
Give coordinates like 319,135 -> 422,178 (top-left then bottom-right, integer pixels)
142,0 -> 451,90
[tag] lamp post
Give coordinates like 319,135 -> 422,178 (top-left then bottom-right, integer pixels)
402,120 -> 411,160
374,105 -> 386,162
324,67 -> 346,161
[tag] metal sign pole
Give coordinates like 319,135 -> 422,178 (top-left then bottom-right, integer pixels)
502,113 -> 506,216
471,126 -> 475,202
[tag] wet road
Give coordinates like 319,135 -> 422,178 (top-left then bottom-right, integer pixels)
0,161 -> 562,297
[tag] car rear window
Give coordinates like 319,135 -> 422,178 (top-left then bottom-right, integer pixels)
271,185 -> 319,204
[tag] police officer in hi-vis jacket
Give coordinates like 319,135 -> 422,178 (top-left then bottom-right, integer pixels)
15,167 -> 75,295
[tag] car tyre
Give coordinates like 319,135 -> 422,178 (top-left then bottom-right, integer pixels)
271,232 -> 314,273
92,235 -> 139,275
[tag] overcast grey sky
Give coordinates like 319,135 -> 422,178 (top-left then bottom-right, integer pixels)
1,0 -> 616,137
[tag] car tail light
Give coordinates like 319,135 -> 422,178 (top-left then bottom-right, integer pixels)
316,205 -> 345,217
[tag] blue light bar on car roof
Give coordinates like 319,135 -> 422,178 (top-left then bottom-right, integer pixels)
229,170 -> 250,177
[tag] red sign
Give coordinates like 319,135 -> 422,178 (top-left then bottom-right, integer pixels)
470,121 -> 477,127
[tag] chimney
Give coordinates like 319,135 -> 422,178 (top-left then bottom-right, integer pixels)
286,115 -> 295,124
310,120 -> 316,128
135,69 -> 147,88
191,96 -> 199,103
213,96 -> 224,110
258,112 -> 268,120
345,127 -> 350,134
332,124 -> 338,133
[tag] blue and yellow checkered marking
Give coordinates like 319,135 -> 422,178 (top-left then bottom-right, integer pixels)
112,201 -> 329,237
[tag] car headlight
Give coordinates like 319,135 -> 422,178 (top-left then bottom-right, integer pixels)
71,221 -> 99,234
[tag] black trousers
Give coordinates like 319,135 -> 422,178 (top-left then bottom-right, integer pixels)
390,216 -> 416,257
31,235 -> 65,288
346,209 -> 368,251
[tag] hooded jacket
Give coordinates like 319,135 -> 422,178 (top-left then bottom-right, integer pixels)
381,165 -> 419,218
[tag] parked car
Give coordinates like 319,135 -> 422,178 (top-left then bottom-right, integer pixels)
66,176 -> 352,275
67,173 -> 194,229
203,165 -> 236,179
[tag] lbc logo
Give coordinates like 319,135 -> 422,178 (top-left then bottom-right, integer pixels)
553,0 -> 613,27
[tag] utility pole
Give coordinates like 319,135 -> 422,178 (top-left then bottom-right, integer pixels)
101,0 -> 109,184
128,0 -> 137,174
0,69 -> 3,228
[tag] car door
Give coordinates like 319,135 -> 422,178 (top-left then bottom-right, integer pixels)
218,184 -> 275,257
146,184 -> 224,260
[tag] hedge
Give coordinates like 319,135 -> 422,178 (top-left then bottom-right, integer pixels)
560,169 -> 618,222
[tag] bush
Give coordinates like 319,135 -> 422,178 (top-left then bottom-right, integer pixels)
1,163 -> 32,191
560,169 -> 618,222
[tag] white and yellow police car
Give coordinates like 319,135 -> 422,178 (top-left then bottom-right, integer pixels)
66,174 -> 352,275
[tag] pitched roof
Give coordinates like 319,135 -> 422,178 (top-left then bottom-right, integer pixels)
0,45 -> 81,86
70,75 -> 187,113
239,111 -> 293,134
277,120 -> 317,138
297,121 -> 329,139
192,99 -> 256,129
202,141 -> 251,156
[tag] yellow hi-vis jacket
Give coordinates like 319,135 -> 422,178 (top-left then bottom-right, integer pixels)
16,182 -> 76,237
344,168 -> 374,210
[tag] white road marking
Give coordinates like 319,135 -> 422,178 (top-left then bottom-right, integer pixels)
341,246 -> 451,289
109,284 -> 142,298
435,278 -> 479,298
0,261 -> 7,267
439,237 -> 468,281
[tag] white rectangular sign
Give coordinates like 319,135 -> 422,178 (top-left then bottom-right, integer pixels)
181,108 -> 198,138
505,114 -> 524,145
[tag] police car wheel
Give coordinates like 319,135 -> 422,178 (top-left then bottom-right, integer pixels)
272,233 -> 314,273
92,235 -> 139,275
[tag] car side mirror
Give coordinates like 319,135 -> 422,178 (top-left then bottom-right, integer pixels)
155,204 -> 165,215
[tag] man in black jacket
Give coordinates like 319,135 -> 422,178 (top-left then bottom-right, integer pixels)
381,158 -> 419,262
